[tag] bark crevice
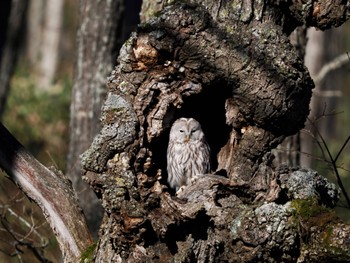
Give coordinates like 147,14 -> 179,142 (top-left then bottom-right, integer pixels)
80,2 -> 349,262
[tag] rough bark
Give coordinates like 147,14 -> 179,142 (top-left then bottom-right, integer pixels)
0,123 -> 92,263
81,1 -> 350,262
67,0 -> 124,237
273,26 -> 308,167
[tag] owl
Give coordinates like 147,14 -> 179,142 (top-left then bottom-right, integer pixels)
167,118 -> 211,191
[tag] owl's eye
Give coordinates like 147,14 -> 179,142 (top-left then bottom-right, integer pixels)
191,129 -> 197,134
179,129 -> 184,133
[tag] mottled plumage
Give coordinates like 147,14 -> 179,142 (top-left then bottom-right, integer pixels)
167,118 -> 211,191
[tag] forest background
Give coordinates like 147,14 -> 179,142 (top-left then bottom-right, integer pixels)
0,0 -> 350,262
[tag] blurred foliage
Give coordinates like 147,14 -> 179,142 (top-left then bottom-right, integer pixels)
0,63 -> 71,262
0,1 -> 76,261
3,63 -> 71,171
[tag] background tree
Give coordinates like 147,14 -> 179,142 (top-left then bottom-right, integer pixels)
66,0 -> 124,239
0,0 -> 28,117
302,26 -> 348,167
26,0 -> 64,90
66,0 -> 142,238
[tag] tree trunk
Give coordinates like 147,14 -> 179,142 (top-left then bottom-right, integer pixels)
25,0 -> 44,67
272,26 -> 308,167
36,0 -> 64,90
0,0 -> 28,118
81,1 -> 350,262
66,0 -> 125,238
24,0 -> 64,90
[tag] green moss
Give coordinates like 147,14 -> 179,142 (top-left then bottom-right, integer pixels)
3,64 -> 71,171
322,225 -> 333,245
290,198 -> 340,240
291,198 -> 332,220
80,242 -> 97,263
291,199 -> 341,248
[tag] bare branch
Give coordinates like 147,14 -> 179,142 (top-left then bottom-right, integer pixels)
334,135 -> 350,163
314,52 -> 350,85
312,90 -> 342,97
309,119 -> 350,208
0,122 -> 92,262
1,215 -> 52,263
3,207 -> 44,241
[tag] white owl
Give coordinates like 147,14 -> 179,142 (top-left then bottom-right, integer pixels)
167,118 -> 211,191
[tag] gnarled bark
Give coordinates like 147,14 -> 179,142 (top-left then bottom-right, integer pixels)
81,1 -> 350,262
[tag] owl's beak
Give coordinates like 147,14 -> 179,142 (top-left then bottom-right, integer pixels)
185,135 -> 190,143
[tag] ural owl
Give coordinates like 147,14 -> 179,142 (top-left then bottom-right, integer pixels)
167,118 -> 211,191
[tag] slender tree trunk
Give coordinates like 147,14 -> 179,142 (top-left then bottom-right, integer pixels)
66,0 -> 125,238
37,0 -> 64,89
25,0 -> 64,90
25,0 -> 44,67
0,0 -> 28,118
0,1 -> 11,59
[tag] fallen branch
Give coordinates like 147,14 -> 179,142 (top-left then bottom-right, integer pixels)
0,123 -> 92,263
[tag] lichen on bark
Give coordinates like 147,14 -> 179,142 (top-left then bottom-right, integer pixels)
80,1 -> 350,262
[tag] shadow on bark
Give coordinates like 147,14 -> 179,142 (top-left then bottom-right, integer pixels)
81,2 -> 350,262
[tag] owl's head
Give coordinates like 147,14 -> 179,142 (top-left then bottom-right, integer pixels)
169,118 -> 205,143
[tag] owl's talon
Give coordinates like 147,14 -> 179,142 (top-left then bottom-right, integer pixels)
176,185 -> 186,195
190,175 -> 199,183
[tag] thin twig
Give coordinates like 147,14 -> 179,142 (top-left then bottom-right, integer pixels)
313,126 -> 350,207
274,147 -> 350,173
6,207 -> 43,240
334,135 -> 350,163
0,215 -> 52,263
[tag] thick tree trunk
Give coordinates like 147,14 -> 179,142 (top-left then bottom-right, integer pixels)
81,1 -> 350,262
66,0 -> 124,238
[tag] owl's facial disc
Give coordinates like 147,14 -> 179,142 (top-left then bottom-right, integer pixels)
178,128 -> 189,143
